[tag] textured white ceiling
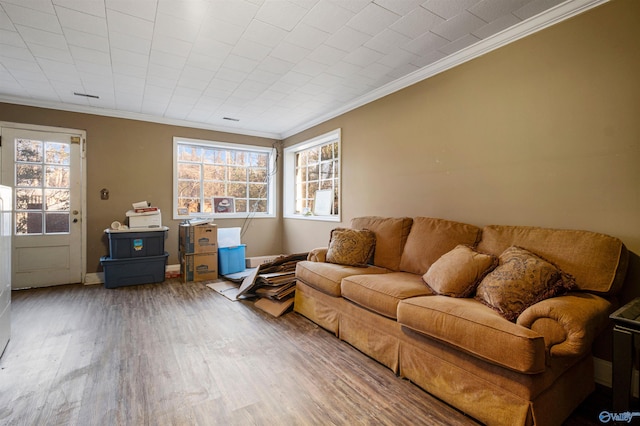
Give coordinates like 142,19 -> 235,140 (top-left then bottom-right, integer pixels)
0,0 -> 605,139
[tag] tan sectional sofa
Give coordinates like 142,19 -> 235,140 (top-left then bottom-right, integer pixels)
294,216 -> 628,426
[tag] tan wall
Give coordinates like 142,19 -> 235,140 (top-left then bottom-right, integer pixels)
283,0 -> 640,261
0,104 -> 281,273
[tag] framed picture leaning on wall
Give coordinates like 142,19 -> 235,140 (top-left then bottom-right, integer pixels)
213,197 -> 235,214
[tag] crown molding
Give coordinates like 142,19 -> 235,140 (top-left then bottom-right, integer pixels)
0,95 -> 281,140
280,0 -> 609,139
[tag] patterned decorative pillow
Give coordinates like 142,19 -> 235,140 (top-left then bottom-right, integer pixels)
423,245 -> 497,298
475,246 -> 577,321
326,228 -> 376,267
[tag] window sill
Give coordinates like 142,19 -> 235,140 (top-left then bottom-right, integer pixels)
173,213 -> 276,221
284,213 -> 341,222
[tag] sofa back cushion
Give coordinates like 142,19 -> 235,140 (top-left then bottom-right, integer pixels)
350,216 -> 413,271
399,217 -> 482,275
477,225 -> 628,295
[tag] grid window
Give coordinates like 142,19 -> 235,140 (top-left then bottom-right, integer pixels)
14,138 -> 71,235
173,138 -> 275,219
284,129 -> 341,221
294,141 -> 339,216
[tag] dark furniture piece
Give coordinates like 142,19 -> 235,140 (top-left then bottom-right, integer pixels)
610,297 -> 640,411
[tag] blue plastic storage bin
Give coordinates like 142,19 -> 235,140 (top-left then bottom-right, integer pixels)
218,245 -> 246,275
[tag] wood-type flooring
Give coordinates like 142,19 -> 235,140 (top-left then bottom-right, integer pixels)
0,279 -> 610,425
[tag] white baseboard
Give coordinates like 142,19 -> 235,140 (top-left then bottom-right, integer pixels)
166,263 -> 180,274
84,272 -> 103,285
83,264 -> 181,285
594,356 -> 639,397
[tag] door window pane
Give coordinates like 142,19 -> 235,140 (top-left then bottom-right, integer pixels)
16,139 -> 42,162
16,212 -> 42,235
45,142 -> 70,165
46,212 -> 70,233
16,164 -> 42,186
15,189 -> 42,210
45,189 -> 70,211
45,166 -> 70,187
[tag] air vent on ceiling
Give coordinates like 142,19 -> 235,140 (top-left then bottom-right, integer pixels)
74,92 -> 99,99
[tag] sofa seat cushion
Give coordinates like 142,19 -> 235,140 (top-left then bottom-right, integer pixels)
295,260 -> 389,297
399,217 -> 482,275
341,272 -> 433,319
397,296 -> 547,374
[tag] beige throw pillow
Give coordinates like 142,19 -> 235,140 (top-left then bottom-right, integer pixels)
423,245 -> 497,298
475,246 -> 576,321
326,228 -> 376,267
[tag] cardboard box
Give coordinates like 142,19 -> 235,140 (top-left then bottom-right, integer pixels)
218,245 -> 246,275
126,209 -> 162,228
181,252 -> 218,282
254,297 -> 294,317
179,223 -> 217,254
246,255 -> 283,268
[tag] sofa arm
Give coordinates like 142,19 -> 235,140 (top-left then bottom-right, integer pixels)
516,293 -> 612,358
307,247 -> 328,262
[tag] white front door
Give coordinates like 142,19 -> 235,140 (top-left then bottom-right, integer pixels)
0,125 -> 84,289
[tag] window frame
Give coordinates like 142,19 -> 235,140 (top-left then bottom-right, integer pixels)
283,128 -> 341,222
173,137 -> 276,220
